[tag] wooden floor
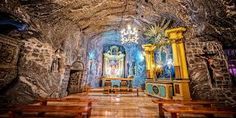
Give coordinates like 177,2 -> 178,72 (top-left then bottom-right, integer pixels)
68,90 -> 232,118
0,90 -> 234,118
79,92 -> 158,118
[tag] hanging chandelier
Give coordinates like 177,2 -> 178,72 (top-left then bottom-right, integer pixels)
120,24 -> 139,44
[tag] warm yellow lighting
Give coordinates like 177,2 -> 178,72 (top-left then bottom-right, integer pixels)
156,64 -> 162,68
142,44 -> 156,79
152,64 -> 156,69
142,51 -> 146,56
165,27 -> 186,40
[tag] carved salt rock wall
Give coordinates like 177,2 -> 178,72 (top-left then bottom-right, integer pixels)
0,35 -> 21,91
185,39 -> 234,105
19,38 -> 60,97
6,29 -> 86,101
63,30 -> 85,65
21,38 -> 54,68
180,0 -> 236,46
1,37 -> 62,106
59,30 -> 86,96
58,65 -> 70,97
180,0 -> 236,105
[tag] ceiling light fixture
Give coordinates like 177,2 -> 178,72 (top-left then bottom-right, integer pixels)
120,24 -> 139,44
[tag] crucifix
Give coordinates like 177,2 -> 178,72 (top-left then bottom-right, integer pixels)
196,46 -> 217,88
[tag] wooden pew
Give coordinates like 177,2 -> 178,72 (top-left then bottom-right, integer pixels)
152,99 -> 218,118
8,105 -> 90,118
38,97 -> 93,117
9,98 -> 93,118
163,105 -> 236,118
37,97 -> 94,106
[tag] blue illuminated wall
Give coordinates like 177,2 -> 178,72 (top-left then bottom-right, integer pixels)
86,30 -> 146,88
154,45 -> 175,79
0,12 -> 28,34
0,19 -> 27,31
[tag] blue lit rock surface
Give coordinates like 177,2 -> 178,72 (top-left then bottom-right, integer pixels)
86,31 -> 146,88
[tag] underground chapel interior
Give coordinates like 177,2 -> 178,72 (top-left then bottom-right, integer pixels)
0,0 -> 236,118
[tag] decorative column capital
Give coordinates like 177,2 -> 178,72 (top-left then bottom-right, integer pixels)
165,27 -> 186,40
142,44 -> 156,51
142,44 -> 156,79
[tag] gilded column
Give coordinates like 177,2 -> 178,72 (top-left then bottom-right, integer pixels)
165,27 -> 189,79
165,27 -> 191,100
142,44 -> 156,79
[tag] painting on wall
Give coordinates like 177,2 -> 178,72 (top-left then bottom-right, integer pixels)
103,45 -> 125,78
154,45 -> 175,79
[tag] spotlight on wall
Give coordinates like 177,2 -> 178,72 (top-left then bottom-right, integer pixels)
138,52 -> 144,61
167,59 -> 173,66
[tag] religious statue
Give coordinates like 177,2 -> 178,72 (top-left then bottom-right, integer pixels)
128,61 -> 135,76
51,49 -> 65,73
51,56 -> 59,72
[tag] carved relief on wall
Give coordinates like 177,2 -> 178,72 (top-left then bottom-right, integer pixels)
186,41 -> 231,100
0,68 -> 17,89
0,35 -> 21,90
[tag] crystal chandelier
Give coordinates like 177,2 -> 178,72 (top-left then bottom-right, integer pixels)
120,24 -> 138,44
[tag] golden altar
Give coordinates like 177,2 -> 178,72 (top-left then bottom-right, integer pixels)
143,27 -> 191,100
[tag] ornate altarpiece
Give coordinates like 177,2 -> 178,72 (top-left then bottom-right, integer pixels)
103,46 -> 125,78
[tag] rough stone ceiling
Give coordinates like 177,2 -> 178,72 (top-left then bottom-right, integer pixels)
1,0 -> 235,48
19,0 -> 178,39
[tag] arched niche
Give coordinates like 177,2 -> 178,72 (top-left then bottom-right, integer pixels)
67,61 -> 85,94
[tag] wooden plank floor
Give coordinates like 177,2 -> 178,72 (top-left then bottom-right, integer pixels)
74,91 -> 159,118
72,91 -> 233,118
1,90 -> 234,118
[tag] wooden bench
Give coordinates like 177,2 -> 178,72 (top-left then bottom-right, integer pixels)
40,98 -> 93,116
37,97 -> 94,106
163,104 -> 236,118
8,98 -> 93,118
8,105 -> 91,118
152,99 -> 218,118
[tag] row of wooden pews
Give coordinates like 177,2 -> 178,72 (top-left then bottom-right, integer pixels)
8,97 -> 95,118
152,99 -> 236,118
